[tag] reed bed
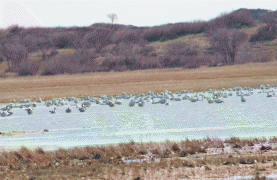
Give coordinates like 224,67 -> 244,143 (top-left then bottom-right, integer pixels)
0,137 -> 277,179
1,61 -> 277,102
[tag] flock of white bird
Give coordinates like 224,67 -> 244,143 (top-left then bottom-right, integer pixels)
0,84 -> 276,117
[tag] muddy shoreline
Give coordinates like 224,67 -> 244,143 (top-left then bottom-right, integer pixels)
0,130 -> 45,137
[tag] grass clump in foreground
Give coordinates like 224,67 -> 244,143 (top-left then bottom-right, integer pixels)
1,137 -> 277,179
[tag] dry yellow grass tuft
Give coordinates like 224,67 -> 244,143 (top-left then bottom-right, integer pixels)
0,137 -> 277,179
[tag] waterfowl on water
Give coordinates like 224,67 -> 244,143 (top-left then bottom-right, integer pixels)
66,107 -> 72,113
159,98 -> 166,104
207,97 -> 215,104
49,107 -> 56,114
108,101 -> 115,107
115,100 -> 122,105
78,105 -> 86,112
138,101 -> 145,107
215,98 -> 224,103
241,96 -> 247,102
25,108 -> 33,115
129,100 -> 135,107
267,92 -> 275,98
1,111 -> 8,117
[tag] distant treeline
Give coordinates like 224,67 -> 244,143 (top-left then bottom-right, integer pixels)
0,8 -> 276,76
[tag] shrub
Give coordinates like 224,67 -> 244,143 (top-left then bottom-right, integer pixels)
138,150 -> 148,155
151,148 -> 162,155
179,150 -> 187,157
208,9 -> 256,30
15,59 -> 39,76
249,24 -> 277,42
172,143 -> 181,152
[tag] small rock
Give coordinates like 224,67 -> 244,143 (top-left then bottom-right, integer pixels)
233,144 -> 242,149
223,161 -> 230,165
261,145 -> 271,150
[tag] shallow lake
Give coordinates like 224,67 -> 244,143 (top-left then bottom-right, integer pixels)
1,89 -> 277,151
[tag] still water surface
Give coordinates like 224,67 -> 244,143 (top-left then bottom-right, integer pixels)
1,90 -> 277,150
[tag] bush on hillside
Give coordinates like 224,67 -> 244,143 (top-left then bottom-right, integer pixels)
249,24 -> 277,42
15,58 -> 40,76
208,9 -> 256,30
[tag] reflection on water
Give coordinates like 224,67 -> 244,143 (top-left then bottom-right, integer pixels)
1,89 -> 277,150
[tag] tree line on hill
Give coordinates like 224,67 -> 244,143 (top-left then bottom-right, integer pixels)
0,8 -> 276,76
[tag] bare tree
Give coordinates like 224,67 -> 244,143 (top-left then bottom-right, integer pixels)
37,35 -> 53,61
83,28 -> 112,53
73,30 -> 87,54
107,14 -> 118,25
2,43 -> 28,71
264,11 -> 277,27
0,29 -> 8,62
22,34 -> 39,53
209,28 -> 248,65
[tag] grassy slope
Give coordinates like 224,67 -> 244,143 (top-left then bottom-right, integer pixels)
150,24 -> 277,58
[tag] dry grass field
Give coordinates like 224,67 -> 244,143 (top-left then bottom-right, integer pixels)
0,61 -> 277,103
0,137 -> 277,179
